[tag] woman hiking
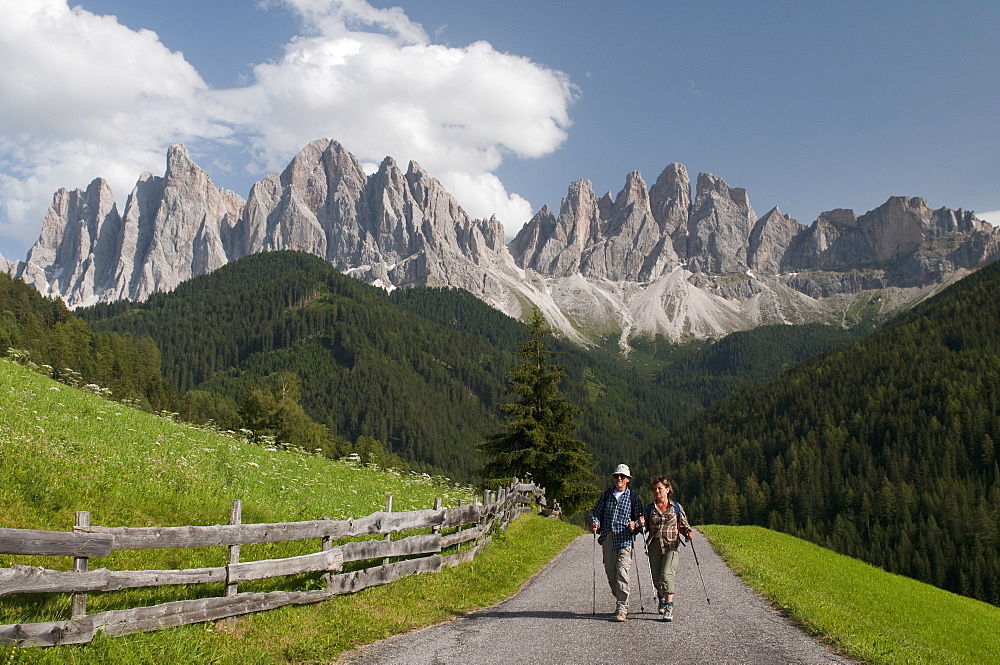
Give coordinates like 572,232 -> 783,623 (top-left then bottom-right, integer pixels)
644,476 -> 693,622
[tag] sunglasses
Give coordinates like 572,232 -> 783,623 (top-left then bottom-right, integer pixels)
613,474 -> 628,479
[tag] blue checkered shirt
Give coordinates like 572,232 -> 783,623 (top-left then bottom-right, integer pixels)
590,487 -> 642,550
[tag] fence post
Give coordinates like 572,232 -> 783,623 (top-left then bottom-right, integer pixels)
432,497 -> 442,535
383,493 -> 393,567
322,516 -> 333,591
495,487 -> 507,529
227,499 -> 242,598
71,511 -> 90,619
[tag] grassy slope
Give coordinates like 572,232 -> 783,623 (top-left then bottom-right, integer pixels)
0,358 -> 581,663
703,525 -> 1000,665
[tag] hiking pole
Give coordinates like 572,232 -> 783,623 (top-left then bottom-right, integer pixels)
592,533 -> 597,616
689,537 -> 711,605
641,531 -> 656,600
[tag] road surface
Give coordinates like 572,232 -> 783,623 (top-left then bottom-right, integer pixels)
338,532 -> 856,664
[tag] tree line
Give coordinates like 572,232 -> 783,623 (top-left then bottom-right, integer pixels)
0,272 -> 173,410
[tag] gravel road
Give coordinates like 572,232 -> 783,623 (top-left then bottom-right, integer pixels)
338,532 -> 857,664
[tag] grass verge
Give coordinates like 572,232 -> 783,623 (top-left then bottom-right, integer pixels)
5,515 -> 581,665
701,525 -> 1000,665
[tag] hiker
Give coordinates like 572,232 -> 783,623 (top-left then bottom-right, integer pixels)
644,476 -> 693,621
589,463 -> 644,621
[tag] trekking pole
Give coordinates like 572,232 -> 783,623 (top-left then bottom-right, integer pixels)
689,537 -> 711,605
592,533 -> 597,616
641,531 -> 656,597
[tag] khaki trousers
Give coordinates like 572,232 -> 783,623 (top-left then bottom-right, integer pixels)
602,535 -> 633,607
648,545 -> 681,596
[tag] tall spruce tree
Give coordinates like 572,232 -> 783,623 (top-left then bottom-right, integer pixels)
479,308 -> 598,514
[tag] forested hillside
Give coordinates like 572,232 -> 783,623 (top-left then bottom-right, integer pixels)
78,250 -> 866,486
650,261 -> 1000,605
0,272 -> 172,408
81,252 -> 516,479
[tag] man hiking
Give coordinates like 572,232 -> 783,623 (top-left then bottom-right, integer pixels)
589,463 -> 644,621
644,476 -> 693,621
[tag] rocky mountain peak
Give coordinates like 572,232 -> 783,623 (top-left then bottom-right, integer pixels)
402,160 -> 445,214
564,179 -> 597,214
510,178 -> 602,276
684,172 -> 756,273
18,177 -> 121,302
817,208 -> 859,228
748,207 -> 804,274
405,159 -> 427,178
696,172 -> 750,209
10,138 -> 1000,347
165,144 -> 199,181
578,170 -> 680,281
649,162 -> 691,233
618,171 -> 649,205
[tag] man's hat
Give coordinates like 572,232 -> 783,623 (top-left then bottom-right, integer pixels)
612,463 -> 632,478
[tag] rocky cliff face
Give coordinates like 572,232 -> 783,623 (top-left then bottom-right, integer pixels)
748,207 -> 804,274
17,145 -> 242,306
13,139 -> 527,315
10,139 -> 999,346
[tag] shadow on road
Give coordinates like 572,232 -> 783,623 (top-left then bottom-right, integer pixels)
467,609 -> 668,623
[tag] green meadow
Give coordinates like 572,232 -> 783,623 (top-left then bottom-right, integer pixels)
702,525 -> 1000,665
0,358 -> 581,663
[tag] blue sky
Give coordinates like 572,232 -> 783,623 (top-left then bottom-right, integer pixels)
1,0 -> 998,260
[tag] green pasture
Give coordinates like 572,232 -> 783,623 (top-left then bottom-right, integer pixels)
703,525 -> 1000,664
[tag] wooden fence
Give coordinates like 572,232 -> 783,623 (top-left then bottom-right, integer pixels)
0,480 -> 556,648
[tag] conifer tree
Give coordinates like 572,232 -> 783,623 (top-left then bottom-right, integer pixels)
479,307 -> 598,514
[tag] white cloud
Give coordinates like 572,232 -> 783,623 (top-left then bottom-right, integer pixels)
978,210 -> 1000,226
226,0 -> 573,228
440,170 -> 534,231
0,0 -> 574,256
0,0 -> 234,250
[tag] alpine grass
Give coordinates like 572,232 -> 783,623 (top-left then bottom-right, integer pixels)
702,524 -> 1000,665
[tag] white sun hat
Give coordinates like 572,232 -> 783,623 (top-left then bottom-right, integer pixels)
612,463 -> 632,478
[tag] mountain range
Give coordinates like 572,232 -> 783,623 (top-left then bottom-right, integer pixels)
4,138 -> 997,344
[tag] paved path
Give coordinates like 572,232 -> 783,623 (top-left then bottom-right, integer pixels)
338,532 -> 856,664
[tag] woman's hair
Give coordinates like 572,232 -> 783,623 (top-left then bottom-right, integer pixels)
650,476 -> 672,494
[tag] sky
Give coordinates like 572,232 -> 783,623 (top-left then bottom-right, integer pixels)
1,0 -> 998,260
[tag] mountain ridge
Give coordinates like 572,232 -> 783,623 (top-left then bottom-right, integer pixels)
7,138 -> 998,345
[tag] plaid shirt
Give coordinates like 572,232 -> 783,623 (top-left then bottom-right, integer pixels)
590,487 -> 643,550
645,500 -> 692,554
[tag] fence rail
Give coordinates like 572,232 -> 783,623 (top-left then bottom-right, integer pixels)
0,480 -> 557,647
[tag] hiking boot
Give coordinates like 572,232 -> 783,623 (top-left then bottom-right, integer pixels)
662,602 -> 674,622
613,605 -> 627,622
657,597 -> 669,614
